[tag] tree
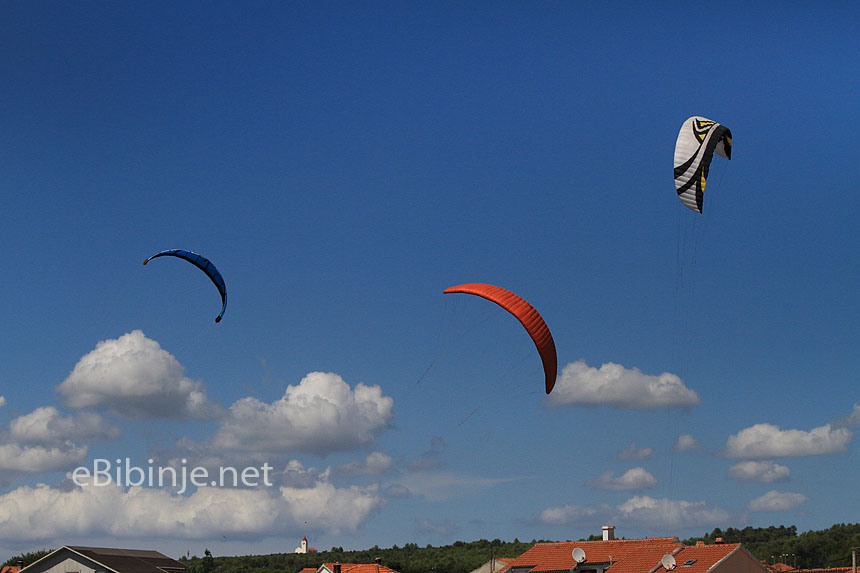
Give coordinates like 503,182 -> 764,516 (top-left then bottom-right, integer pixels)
3,550 -> 54,568
201,549 -> 215,573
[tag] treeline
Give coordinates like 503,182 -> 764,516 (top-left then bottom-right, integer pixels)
682,523 -> 860,569
2,549 -> 53,568
8,523 -> 860,573
179,539 -> 538,573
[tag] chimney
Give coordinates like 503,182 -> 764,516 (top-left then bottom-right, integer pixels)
334,564 -> 341,573
715,538 -> 724,544
602,525 -> 616,541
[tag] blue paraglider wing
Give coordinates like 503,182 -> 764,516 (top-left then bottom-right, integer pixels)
143,249 -> 227,323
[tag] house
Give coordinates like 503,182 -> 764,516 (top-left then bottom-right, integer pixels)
306,561 -> 399,573
19,546 -> 186,573
503,527 -> 767,573
469,557 -> 515,573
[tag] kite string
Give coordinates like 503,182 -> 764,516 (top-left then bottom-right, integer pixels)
416,297 -> 545,431
415,296 -> 501,385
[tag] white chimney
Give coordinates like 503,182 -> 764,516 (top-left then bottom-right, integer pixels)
602,525 -> 616,541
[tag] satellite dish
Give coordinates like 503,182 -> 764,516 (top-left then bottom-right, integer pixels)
572,548 -> 586,564
661,555 -> 677,571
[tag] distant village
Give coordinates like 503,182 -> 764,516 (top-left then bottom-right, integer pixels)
9,526 -> 857,573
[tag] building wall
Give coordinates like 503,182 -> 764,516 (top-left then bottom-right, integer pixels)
468,559 -> 512,573
26,553 -> 100,573
716,549 -> 769,573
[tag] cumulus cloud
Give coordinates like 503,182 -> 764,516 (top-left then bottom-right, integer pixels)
725,423 -> 853,459
586,467 -> 657,491
728,461 -> 790,483
617,496 -> 730,528
280,481 -> 385,534
0,475 -> 385,542
279,459 -> 327,488
0,443 -> 87,472
211,372 -> 394,455
10,407 -> 120,445
384,484 -> 410,498
333,452 -> 394,479
391,471 -> 516,502
0,396 -> 5,407
618,442 -> 654,461
546,360 -> 699,409
0,407 -> 116,474
416,518 -> 460,538
57,330 -> 218,419
539,496 -> 728,530
538,503 -> 615,525
833,404 -> 860,428
675,434 -> 698,452
409,436 -> 447,472
747,490 -> 807,512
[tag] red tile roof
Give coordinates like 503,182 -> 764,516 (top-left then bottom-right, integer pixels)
764,565 -> 853,573
320,563 -> 400,573
504,538 -> 764,573
788,570 -> 853,573
505,538 -> 682,572
666,544 -> 756,573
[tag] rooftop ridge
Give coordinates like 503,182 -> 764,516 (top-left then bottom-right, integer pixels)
534,537 -> 681,545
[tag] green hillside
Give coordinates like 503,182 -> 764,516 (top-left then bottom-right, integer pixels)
8,524 -> 860,573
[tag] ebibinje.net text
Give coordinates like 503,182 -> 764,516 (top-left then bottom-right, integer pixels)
72,458 -> 274,495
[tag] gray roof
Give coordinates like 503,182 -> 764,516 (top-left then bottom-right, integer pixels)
62,547 -> 186,573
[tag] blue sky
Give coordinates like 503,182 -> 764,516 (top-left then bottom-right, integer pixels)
1,0 -> 858,561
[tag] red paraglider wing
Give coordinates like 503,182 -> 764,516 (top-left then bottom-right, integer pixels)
443,283 -> 557,394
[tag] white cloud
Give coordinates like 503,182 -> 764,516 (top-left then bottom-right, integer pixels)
409,436 -> 447,471
415,518 -> 460,538
279,459 -> 327,488
538,503 -> 615,525
586,467 -> 657,491
0,443 -> 87,472
384,484 -> 410,498
833,404 -> 860,428
727,461 -> 790,483
546,360 -> 699,409
675,434 -> 698,452
9,407 -> 120,445
539,496 -> 729,530
0,476 -> 385,542
747,490 -> 807,512
617,496 -> 730,528
618,442 -> 654,461
57,330 -> 218,419
0,396 -> 5,407
725,423 -> 853,459
391,471 -> 516,502
211,372 -> 394,455
0,407 -> 114,473
280,481 -> 385,534
334,452 -> 394,479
